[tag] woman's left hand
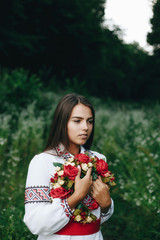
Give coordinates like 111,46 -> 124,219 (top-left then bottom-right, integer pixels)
90,176 -> 111,212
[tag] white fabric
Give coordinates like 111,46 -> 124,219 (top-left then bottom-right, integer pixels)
23,145 -> 114,240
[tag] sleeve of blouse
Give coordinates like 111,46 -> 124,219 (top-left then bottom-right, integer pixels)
23,155 -> 73,236
100,198 -> 114,224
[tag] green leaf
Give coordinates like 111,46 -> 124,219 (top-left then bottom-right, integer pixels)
53,162 -> 63,168
80,172 -> 85,179
90,213 -> 97,221
76,203 -> 84,209
74,209 -> 81,216
92,167 -> 97,174
92,172 -> 98,181
67,180 -> 74,189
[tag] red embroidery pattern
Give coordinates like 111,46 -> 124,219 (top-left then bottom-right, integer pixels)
56,145 -> 71,160
55,144 -> 94,161
82,195 -> 99,210
61,199 -> 73,218
82,195 -> 93,206
25,186 -> 50,204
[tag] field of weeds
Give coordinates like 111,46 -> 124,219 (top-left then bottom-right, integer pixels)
0,93 -> 160,240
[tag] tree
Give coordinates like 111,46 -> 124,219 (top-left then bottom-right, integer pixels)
146,0 -> 160,99
0,0 -> 106,74
0,0 -> 156,100
147,0 -> 160,52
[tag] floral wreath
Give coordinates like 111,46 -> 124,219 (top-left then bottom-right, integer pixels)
50,152 -> 116,224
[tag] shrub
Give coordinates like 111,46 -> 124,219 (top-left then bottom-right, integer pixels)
0,68 -> 42,111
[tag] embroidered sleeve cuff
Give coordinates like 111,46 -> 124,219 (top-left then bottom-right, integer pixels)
61,198 -> 74,218
100,198 -> 114,218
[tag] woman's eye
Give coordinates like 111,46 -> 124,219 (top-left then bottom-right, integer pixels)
74,120 -> 80,123
88,120 -> 93,124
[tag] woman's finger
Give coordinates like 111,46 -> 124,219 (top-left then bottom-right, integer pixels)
76,165 -> 81,179
98,175 -> 103,182
86,167 -> 92,178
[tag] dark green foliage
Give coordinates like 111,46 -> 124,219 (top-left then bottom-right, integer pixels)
0,0 -> 158,100
0,68 -> 42,111
102,194 -> 160,240
0,0 -> 105,72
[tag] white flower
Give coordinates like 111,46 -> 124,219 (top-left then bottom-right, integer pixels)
58,170 -> 64,176
58,178 -> 65,185
65,162 -> 75,166
75,215 -> 82,222
53,183 -> 61,189
88,162 -> 93,167
68,157 -> 74,162
0,138 -> 7,146
86,216 -> 93,223
82,163 -> 88,171
55,166 -> 61,172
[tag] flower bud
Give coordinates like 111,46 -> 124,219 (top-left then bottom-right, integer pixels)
53,183 -> 61,189
74,215 -> 82,222
58,170 -> 64,176
82,163 -> 88,171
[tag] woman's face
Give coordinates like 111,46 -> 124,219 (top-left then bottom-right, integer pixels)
67,103 -> 93,149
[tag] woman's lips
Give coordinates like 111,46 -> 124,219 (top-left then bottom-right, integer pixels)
79,134 -> 88,139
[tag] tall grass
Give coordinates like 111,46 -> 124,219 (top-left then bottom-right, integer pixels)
0,93 -> 159,240
92,102 -> 160,239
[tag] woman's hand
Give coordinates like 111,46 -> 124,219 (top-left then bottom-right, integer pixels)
67,167 -> 92,209
74,166 -> 92,199
90,176 -> 111,212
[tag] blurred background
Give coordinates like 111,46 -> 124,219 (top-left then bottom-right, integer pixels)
0,0 -> 159,239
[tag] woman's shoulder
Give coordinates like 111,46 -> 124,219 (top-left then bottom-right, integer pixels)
28,151 -> 62,168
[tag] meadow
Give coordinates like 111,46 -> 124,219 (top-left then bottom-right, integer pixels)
0,91 -> 160,240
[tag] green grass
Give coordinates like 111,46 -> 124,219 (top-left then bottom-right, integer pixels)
0,93 -> 160,239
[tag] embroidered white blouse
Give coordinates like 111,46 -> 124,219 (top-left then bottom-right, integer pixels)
23,145 -> 114,240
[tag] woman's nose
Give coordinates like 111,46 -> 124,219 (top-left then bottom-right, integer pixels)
82,121 -> 88,130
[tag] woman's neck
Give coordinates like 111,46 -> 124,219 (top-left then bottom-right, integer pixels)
68,144 -> 80,156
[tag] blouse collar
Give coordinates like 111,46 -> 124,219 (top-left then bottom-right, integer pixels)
55,143 -> 86,160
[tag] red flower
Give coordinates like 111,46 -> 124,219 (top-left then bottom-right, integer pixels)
81,212 -> 86,216
64,165 -> 79,180
81,211 -> 86,220
50,187 -> 71,199
96,159 -> 108,177
75,153 -> 90,163
88,200 -> 99,210
50,177 -> 54,183
111,177 -> 115,182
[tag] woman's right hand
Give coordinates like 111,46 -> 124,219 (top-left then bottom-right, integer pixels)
67,167 -> 92,209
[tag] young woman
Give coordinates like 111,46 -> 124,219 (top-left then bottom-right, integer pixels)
24,93 -> 114,240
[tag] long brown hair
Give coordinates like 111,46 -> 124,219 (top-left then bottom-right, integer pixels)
44,93 -> 95,151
